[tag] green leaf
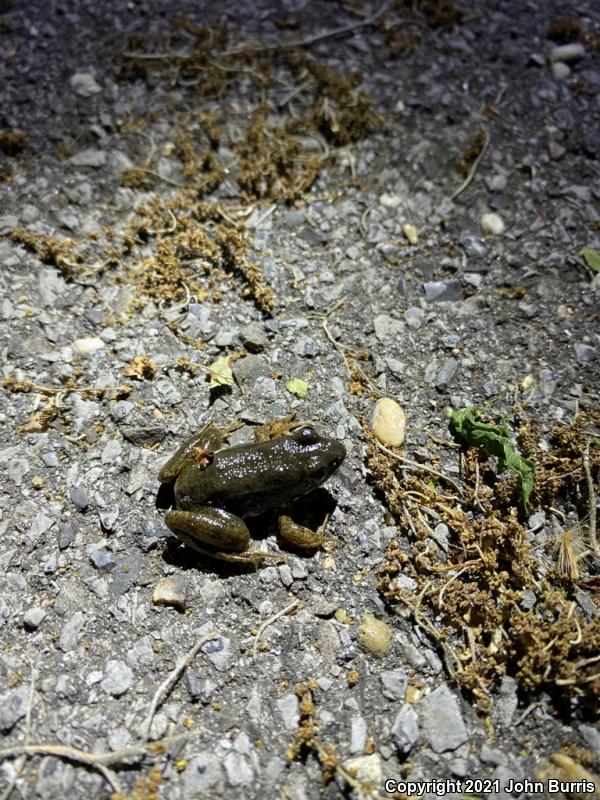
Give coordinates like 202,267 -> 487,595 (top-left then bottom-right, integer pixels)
450,405 -> 535,514
285,378 -> 309,399
207,356 -> 233,388
580,246 -> 600,273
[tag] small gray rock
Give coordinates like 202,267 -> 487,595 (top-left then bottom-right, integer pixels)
405,307 -> 424,330
101,659 -> 133,696
277,693 -> 300,730
374,313 -> 404,341
69,71 -> 102,97
184,753 -> 223,794
110,401 -> 134,422
223,752 -> 253,786
109,552 -> 143,596
99,507 -> 119,532
0,686 -> 28,731
435,358 -> 459,389
59,611 -> 85,652
23,606 -> 47,630
69,486 -> 90,511
200,635 -> 234,671
574,343 -> 596,364
420,684 -> 468,753
423,280 -> 462,302
90,547 -> 116,573
68,148 -> 107,167
239,322 -> 268,352
391,703 -> 419,755
57,522 -> 78,550
35,757 -> 75,799
380,669 -> 408,700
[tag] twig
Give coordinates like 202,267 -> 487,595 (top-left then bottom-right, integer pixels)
0,743 -> 122,794
374,440 -> 465,496
142,631 -> 220,741
253,599 -> 302,658
450,127 -> 490,201
438,564 -> 473,609
514,701 -> 544,726
583,438 -> 598,553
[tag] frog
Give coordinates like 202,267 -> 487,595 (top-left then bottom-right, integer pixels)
158,421 -> 346,567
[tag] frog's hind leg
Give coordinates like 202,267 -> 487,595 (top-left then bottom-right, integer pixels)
158,423 -> 223,484
164,508 -> 283,567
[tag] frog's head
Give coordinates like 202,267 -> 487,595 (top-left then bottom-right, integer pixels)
288,425 -> 346,491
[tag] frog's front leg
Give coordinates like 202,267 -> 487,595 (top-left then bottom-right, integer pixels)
165,507 -> 283,567
158,423 -> 224,484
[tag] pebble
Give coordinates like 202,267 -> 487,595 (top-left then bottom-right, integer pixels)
357,613 -> 391,655
0,686 -> 28,731
68,149 -> 107,168
574,342 -> 596,364
435,357 -> 459,390
277,693 -> 299,730
402,223 -> 418,244
405,306 -> 424,329
59,611 -> 85,652
101,439 -> 122,464
69,71 -> 102,97
73,336 -> 105,355
35,757 -> 75,799
550,43 -> 585,62
109,552 -> 143,596
420,684 -> 468,753
423,280 -> 462,302
350,714 -> 368,753
239,321 -> 268,352
110,401 -> 134,421
200,634 -> 234,671
101,659 -> 133,696
373,313 -> 404,341
152,576 -> 187,611
23,606 -> 47,630
99,507 -> 119,532
8,457 -> 29,485
184,753 -> 223,794
372,398 -> 406,447
480,212 -> 505,236
89,546 -> 116,573
380,669 -> 408,700
69,485 -> 90,511
391,703 -> 419,755
552,61 -> 571,80
223,752 -> 253,786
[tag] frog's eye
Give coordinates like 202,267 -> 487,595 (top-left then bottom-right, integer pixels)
294,425 -> 319,445
312,467 -> 328,483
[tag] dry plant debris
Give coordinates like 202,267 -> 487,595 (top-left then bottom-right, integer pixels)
371,407 -> 600,715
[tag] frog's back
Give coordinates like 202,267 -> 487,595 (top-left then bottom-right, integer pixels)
175,430 -> 344,517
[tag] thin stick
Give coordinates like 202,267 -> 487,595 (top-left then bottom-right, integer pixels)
142,631 -> 220,741
583,439 -> 598,553
450,127 -> 490,201
253,600 -> 301,659
438,564 -> 473,609
0,744 -> 122,794
374,440 -> 465,496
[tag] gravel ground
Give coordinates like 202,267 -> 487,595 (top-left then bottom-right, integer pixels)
1,1 -> 599,798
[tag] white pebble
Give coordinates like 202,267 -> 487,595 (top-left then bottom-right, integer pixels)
551,61 -> 571,80
73,336 -> 105,354
372,398 -> 406,447
550,43 -> 585,62
480,212 -> 505,236
402,223 -> 418,245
